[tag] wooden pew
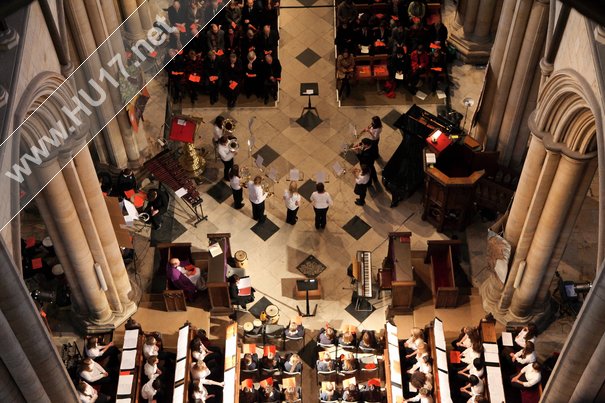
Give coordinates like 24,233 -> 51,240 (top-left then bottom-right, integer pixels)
383,322 -> 405,403
116,328 -> 144,403
384,232 -> 416,317
207,233 -> 235,316
425,240 -> 462,308
157,242 -> 192,311
425,319 -> 452,403
478,317 -> 506,403
172,323 -> 196,403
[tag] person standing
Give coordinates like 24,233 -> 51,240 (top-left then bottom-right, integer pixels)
310,182 -> 333,230
248,175 -> 268,222
145,189 -> 168,230
218,136 -> 237,182
229,165 -> 245,209
353,165 -> 370,206
283,181 -> 301,225
336,49 -> 355,100
356,138 -> 379,187
360,115 -> 383,160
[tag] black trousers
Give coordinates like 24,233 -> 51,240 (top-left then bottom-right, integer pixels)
149,212 -> 163,230
314,207 -> 328,229
252,201 -> 265,221
355,184 -> 368,204
222,158 -> 234,181
232,187 -> 244,209
286,207 -> 299,224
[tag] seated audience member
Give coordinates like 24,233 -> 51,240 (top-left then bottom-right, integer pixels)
336,22 -> 356,53
283,386 -> 300,402
206,23 -> 225,55
285,321 -> 304,338
260,382 -> 280,402
85,337 -> 119,368
318,326 -> 336,345
284,353 -> 302,373
240,379 -> 259,403
339,352 -> 357,372
373,20 -> 390,53
225,27 -> 240,56
262,53 -> 281,104
339,330 -> 356,347
79,358 -> 110,385
144,189 -> 168,231
359,330 -> 377,350
387,48 -> 407,92
244,51 -> 262,99
320,382 -> 337,401
356,20 -> 374,55
204,0 -> 221,24
185,0 -> 202,28
224,52 -> 242,108
242,0 -> 260,31
144,356 -> 162,380
428,14 -> 448,46
457,358 -> 484,383
228,274 -> 255,309
241,29 -> 257,55
316,352 -> 334,372
204,50 -> 221,105
511,362 -> 542,390
362,379 -> 383,402
166,257 -> 200,301
185,50 -> 203,104
408,44 -> 429,90
460,374 -> 484,400
515,323 -> 538,350
141,378 -> 162,403
167,0 -> 186,27
261,0 -> 279,30
389,23 -> 406,53
256,25 -> 279,57
225,1 -> 242,30
405,387 -> 433,403
509,341 -> 537,369
337,0 -> 357,28
342,383 -> 361,402
242,353 -> 258,370
261,350 -> 281,371
336,49 -> 355,100
77,380 -> 110,403
116,168 -> 137,199
428,44 -> 447,91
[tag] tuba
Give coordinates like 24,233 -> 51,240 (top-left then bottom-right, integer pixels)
228,137 -> 239,152
222,118 -> 236,136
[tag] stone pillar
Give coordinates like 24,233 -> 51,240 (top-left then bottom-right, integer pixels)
120,0 -> 145,41
542,260 -> 605,402
35,160 -> 114,324
61,159 -> 122,313
137,0 -> 154,31
449,0 -> 501,64
510,155 -> 587,317
0,238 -> 79,402
74,147 -> 137,317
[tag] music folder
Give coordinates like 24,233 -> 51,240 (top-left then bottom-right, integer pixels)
296,279 -> 318,291
238,276 -> 252,296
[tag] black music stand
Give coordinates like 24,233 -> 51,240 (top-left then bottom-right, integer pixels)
300,83 -> 319,118
296,279 -> 318,317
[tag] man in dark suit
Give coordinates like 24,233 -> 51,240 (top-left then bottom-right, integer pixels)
145,189 -> 168,230
261,54 -> 281,104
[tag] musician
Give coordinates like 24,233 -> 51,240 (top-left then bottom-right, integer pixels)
452,326 -> 480,351
284,353 -> 302,373
510,362 -> 542,390
248,175 -> 268,222
339,331 -> 356,347
283,386 -> 300,402
260,383 -> 280,402
283,181 -> 301,225
406,341 -> 429,369
360,115 -> 383,160
358,331 -> 377,350
218,136 -> 237,182
457,357 -> 484,383
362,379 -> 383,402
310,182 -> 333,230
144,189 -> 168,231
316,351 -> 334,372
228,274 -> 255,309
342,383 -> 361,402
212,115 -> 225,144
167,258 -> 200,301
116,168 -> 137,199
77,380 -> 110,403
404,327 -> 425,357
410,371 -> 433,394
460,374 -> 484,401
320,382 -> 337,401
353,165 -> 371,206
85,337 -> 119,368
144,356 -> 162,381
240,379 -> 259,403
242,353 -> 258,370
229,165 -> 245,210
355,138 -> 379,187
192,379 -> 224,402
514,323 -> 538,350
506,341 -> 536,371
285,321 -> 304,338
79,358 -> 110,385
339,352 -> 356,372
318,326 -> 336,345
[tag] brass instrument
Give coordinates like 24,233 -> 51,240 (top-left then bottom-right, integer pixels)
343,142 -> 364,154
222,118 -> 236,136
228,137 -> 239,152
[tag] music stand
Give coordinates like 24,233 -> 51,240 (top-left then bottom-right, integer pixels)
296,279 -> 318,317
300,83 -> 319,118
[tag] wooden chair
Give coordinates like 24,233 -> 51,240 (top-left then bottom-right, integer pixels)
355,55 -> 373,82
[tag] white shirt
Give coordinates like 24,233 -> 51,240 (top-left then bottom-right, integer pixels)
192,344 -> 209,362
515,329 -> 536,348
248,182 -> 267,204
191,363 -> 211,380
218,143 -> 235,162
143,343 -> 159,359
461,347 -> 481,365
213,125 -> 223,142
141,379 -> 157,401
230,175 -> 241,190
80,361 -> 106,383
368,126 -> 381,141
519,364 -> 541,387
144,362 -> 159,379
355,172 -> 370,185
310,191 -> 333,209
469,364 -> 484,378
85,345 -> 101,359
514,350 -> 536,365
284,190 -> 301,210
471,378 -> 484,395
407,394 -> 433,403
78,381 -> 98,403
405,337 -> 423,350
193,384 -> 209,401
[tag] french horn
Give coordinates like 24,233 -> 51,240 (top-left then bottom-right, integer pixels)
222,118 -> 236,135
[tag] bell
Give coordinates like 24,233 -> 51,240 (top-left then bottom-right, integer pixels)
179,143 -> 206,178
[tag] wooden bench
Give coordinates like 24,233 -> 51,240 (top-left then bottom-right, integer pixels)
157,242 -> 194,311
425,240 -> 462,308
116,328 -> 144,403
478,317 -> 506,403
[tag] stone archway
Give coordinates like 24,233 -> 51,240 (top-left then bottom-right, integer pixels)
480,69 -> 600,325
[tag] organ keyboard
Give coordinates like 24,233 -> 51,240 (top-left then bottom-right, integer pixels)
352,251 -> 373,298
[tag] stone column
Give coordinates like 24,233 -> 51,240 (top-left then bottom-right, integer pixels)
510,155 -> 587,317
35,160 -> 113,324
449,0 -> 501,64
542,260 -> 605,402
137,0 -> 154,31
61,160 -> 122,313
120,0 -> 145,41
74,147 -> 136,317
0,238 -> 78,402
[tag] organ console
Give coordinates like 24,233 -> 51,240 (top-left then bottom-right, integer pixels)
143,149 -> 207,226
352,251 -> 373,298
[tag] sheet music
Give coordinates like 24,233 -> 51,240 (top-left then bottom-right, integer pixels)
487,366 -> 506,402
208,242 -> 223,257
224,368 -> 236,401
289,169 -> 300,181
361,45 -> 370,54
175,187 -> 188,198
315,171 -> 326,183
426,153 -> 437,164
123,329 -> 139,350
416,90 -> 428,100
395,72 -> 404,80
116,399 -> 131,403
176,325 -> 189,361
117,374 -> 134,395
172,384 -> 185,403
436,349 -> 448,372
255,155 -> 264,168
392,385 -> 404,401
437,370 -> 453,403
174,359 -> 186,382
502,331 -> 514,347
484,343 -> 500,364
433,318 -> 446,350
225,336 -> 237,366
304,89 -> 314,95
386,322 -> 398,346
122,199 -> 139,220
120,349 -> 137,370
332,161 -> 344,176
436,90 -> 446,99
